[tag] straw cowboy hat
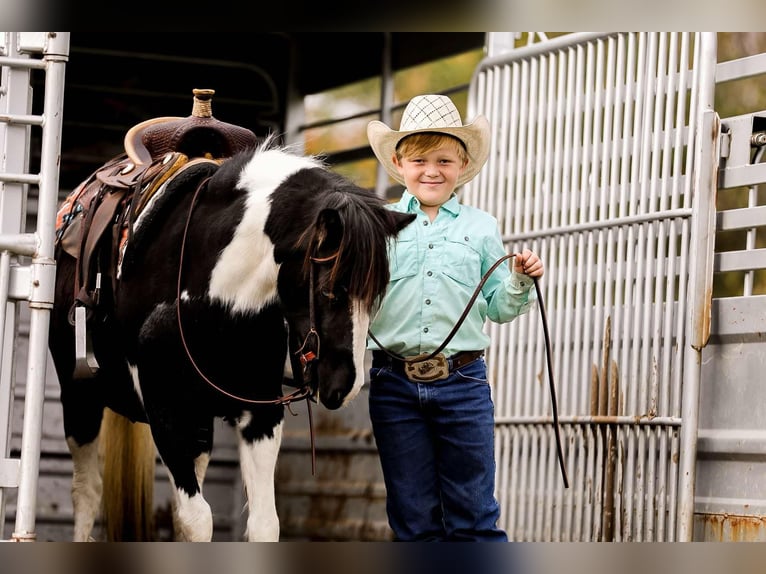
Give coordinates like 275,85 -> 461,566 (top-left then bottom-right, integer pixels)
367,94 -> 490,188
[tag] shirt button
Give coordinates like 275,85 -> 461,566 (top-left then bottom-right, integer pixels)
428,243 -> 433,249
464,236 -> 469,241
427,271 -> 433,276
423,220 -> 428,226
425,299 -> 431,305
423,327 -> 429,333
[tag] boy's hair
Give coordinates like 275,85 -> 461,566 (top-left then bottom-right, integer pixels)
395,133 -> 468,164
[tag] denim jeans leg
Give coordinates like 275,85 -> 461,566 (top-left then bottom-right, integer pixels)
432,358 -> 507,541
369,358 -> 507,542
369,366 -> 445,540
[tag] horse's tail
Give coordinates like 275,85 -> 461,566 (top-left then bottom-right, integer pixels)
99,407 -> 156,541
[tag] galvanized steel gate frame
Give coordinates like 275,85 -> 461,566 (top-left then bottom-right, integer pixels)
464,32 -> 720,541
0,32 -> 68,541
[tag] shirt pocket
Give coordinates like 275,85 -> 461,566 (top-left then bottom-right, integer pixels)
389,238 -> 419,281
442,238 -> 481,288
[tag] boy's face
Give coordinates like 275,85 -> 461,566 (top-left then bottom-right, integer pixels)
392,143 -> 467,210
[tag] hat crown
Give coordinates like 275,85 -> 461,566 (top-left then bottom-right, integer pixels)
399,94 -> 464,131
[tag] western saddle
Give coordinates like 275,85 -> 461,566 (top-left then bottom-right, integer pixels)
55,88 -> 258,378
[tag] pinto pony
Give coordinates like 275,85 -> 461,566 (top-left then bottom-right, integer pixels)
49,137 -> 414,541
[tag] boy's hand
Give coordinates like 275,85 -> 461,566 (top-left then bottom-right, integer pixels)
512,249 -> 544,278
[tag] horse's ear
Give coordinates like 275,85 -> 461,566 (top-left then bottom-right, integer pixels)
315,208 -> 343,253
388,211 -> 416,235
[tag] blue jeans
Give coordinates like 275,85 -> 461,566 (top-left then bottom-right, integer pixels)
369,355 -> 507,542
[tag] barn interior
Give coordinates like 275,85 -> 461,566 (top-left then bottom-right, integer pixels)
41,32 -> 485,191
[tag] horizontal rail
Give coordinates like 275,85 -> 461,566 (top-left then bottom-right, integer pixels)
0,173 -> 40,186
716,205 -> 766,231
716,53 -> 766,84
494,415 -> 682,426
0,113 -> 44,127
714,248 -> 766,273
501,208 -> 693,242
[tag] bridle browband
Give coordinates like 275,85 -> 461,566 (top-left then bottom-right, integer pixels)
174,175 -> 339,474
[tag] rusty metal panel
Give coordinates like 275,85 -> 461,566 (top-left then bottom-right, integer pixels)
695,295 -> 766,541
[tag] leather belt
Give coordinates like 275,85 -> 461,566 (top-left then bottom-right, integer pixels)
372,350 -> 484,375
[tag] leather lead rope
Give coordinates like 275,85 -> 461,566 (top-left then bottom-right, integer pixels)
370,253 -> 569,487
533,275 -> 569,488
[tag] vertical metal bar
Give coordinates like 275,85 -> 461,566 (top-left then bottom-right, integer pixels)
531,55 -> 549,425
667,32 -> 696,542
517,426 -> 530,539
496,425 -> 511,534
533,425 -> 543,541
742,148 -> 764,295
643,32 -> 668,541
622,32 -> 649,540
0,253 -> 13,525
678,32 -> 718,542
508,425 -> 521,539
0,34 -> 31,535
654,31 -> 681,541
548,52 -> 571,419
569,44 -> 588,412
13,32 -> 69,541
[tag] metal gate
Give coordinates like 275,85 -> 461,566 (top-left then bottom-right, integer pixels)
464,32 -> 719,541
0,32 -> 68,541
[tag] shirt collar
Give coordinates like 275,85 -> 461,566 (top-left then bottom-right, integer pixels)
401,190 -> 461,216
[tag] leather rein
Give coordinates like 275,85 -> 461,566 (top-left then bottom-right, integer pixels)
175,175 -> 330,474
368,253 -> 569,488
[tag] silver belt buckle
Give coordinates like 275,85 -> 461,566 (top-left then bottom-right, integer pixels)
403,353 -> 449,382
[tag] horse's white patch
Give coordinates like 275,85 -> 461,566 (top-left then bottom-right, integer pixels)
67,437 -> 102,542
208,146 -> 322,314
194,452 -> 211,489
172,488 -> 213,542
163,453 -> 214,541
127,363 -> 144,406
237,419 -> 283,542
344,300 -> 370,407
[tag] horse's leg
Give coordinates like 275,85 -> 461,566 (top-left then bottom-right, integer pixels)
237,417 -> 284,542
149,413 -> 215,541
167,452 -> 213,541
67,435 -> 103,542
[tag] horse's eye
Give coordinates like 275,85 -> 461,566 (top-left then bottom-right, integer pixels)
320,289 -> 336,300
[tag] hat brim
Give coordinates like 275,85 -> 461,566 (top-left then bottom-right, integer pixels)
124,116 -> 183,166
367,115 -> 490,187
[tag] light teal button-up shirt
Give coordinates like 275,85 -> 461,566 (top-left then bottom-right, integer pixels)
367,190 -> 536,358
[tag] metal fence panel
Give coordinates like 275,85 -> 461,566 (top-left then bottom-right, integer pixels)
465,32 -> 717,541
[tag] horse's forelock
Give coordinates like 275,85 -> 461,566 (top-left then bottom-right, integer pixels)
326,190 -> 391,310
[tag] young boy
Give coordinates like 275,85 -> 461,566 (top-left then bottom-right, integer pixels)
366,94 -> 544,542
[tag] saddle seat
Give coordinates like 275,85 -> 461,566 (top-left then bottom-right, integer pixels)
54,88 -> 257,379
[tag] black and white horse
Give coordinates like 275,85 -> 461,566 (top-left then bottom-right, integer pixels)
48,137 -> 414,541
